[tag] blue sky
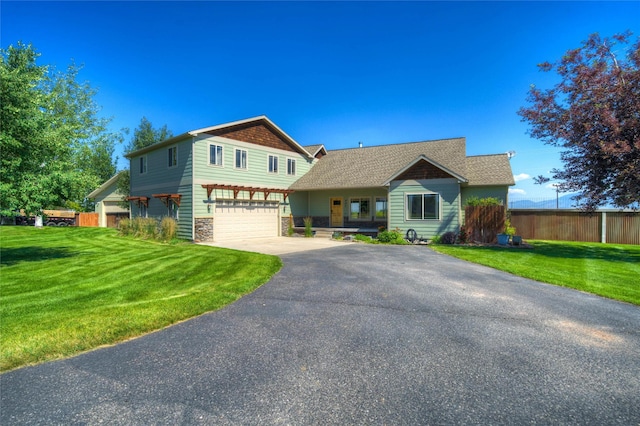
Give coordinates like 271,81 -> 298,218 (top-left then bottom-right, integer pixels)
3,1 -> 639,200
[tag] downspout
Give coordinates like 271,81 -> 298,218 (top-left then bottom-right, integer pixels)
191,136 -> 196,241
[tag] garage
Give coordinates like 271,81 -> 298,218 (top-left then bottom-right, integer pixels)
214,200 -> 280,241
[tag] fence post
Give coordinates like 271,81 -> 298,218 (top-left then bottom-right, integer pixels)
601,211 -> 607,244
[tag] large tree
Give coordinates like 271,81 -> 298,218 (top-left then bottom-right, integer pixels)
518,32 -> 640,210
0,42 -> 121,216
116,117 -> 173,204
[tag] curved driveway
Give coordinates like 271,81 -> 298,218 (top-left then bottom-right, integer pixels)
2,244 -> 640,424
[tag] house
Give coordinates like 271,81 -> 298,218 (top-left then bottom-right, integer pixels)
87,171 -> 129,228
124,116 -> 514,241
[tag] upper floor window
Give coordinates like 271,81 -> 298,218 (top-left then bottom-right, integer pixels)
375,197 -> 387,220
139,156 -> 147,174
350,197 -> 370,220
406,193 -> 440,220
210,144 -> 223,166
287,158 -> 296,176
268,155 -> 278,173
168,146 -> 177,168
235,149 -> 247,169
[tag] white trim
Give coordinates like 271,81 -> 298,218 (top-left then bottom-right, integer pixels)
167,145 -> 178,168
125,116 -> 313,159
268,154 -> 279,174
87,171 -> 125,199
287,158 -> 296,176
139,155 -> 148,175
208,143 -> 224,167
348,196 -> 371,221
405,192 -> 442,221
383,155 -> 468,185
374,196 -> 388,221
234,148 -> 248,170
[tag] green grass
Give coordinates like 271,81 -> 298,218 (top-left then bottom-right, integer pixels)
0,226 -> 282,371
429,240 -> 640,305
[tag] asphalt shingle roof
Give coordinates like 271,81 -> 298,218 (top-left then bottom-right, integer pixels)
291,138 -> 513,190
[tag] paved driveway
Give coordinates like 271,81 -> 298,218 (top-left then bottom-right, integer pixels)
200,236 -> 351,255
2,244 -> 639,424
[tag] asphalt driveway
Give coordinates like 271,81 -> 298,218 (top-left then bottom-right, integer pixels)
2,244 -> 639,424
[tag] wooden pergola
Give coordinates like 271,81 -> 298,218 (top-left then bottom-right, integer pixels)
126,196 -> 149,208
152,193 -> 182,207
201,184 -> 294,201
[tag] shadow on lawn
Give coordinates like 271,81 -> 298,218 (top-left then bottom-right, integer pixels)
451,241 -> 640,264
0,246 -> 76,266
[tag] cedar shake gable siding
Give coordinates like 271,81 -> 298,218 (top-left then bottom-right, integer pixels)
206,122 -> 297,153
394,159 -> 459,181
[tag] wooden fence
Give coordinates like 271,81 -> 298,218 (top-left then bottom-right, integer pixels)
465,205 -> 505,244
509,210 -> 639,245
75,212 -> 99,227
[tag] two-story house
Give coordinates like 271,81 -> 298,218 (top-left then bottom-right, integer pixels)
124,116 -> 514,241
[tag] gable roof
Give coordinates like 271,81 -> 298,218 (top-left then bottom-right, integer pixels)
303,144 -> 327,158
290,138 -> 469,190
87,171 -> 125,199
125,116 -> 312,159
465,154 -> 515,186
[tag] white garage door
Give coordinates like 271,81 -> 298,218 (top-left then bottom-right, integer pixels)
215,202 -> 280,241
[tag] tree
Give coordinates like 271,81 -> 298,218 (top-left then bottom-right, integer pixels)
116,117 -> 173,205
0,42 -> 121,216
518,32 -> 640,210
124,116 -> 173,154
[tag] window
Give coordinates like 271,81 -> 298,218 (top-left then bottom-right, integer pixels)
406,193 -> 440,220
169,201 -> 179,220
209,144 -> 223,166
375,197 -> 387,220
139,156 -> 147,174
268,155 -> 278,173
168,146 -> 177,168
235,149 -> 247,169
350,197 -> 370,220
287,158 -> 296,175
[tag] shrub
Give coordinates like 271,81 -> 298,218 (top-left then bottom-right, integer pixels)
431,235 -> 442,244
377,229 -> 399,243
466,196 -> 502,206
159,217 -> 177,242
354,234 -> 372,242
457,226 -> 469,244
118,218 -> 131,236
143,218 -> 158,239
441,231 -> 457,244
504,217 -> 516,236
303,217 -> 313,237
287,217 -> 294,237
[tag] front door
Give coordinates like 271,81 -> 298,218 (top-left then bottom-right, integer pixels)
330,198 -> 343,227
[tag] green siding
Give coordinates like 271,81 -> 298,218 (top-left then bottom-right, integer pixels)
192,135 -> 314,218
303,188 -> 388,220
129,137 -> 194,239
389,179 -> 461,239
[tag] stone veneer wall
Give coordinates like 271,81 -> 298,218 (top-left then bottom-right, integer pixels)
194,217 -> 213,242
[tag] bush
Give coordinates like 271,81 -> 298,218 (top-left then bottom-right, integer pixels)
466,196 -> 502,206
303,217 -> 313,237
118,218 -> 131,236
159,217 -> 177,242
431,235 -> 442,244
377,229 -> 406,244
458,226 -> 469,244
441,231 -> 457,244
354,234 -> 372,242
287,218 -> 294,237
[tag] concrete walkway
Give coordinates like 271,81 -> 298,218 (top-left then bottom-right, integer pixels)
199,236 -> 351,255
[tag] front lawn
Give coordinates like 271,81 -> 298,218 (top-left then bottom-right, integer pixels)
429,240 -> 640,305
0,226 -> 282,371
